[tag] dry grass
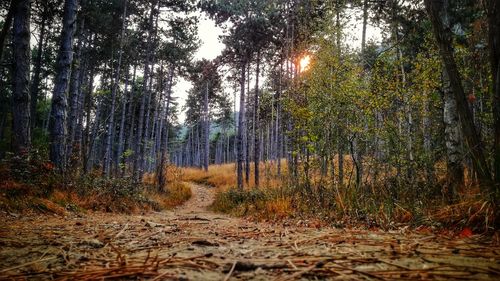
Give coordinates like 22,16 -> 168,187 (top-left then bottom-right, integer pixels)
177,158 -> 498,232
180,161 -> 284,191
147,182 -> 192,209
0,162 -> 192,215
260,197 -> 293,220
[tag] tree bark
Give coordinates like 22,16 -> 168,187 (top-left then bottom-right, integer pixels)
50,0 -> 78,171
11,0 -> 31,154
443,69 -> 463,200
67,4 -> 85,169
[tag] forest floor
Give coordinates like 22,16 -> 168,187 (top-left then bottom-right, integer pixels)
1,182 -> 499,280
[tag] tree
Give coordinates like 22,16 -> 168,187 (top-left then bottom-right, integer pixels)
424,0 -> 493,191
11,0 -> 31,154
442,69 -> 463,200
486,0 -> 500,190
134,0 -> 158,181
30,0 -> 51,132
49,0 -> 79,171
0,0 -> 17,63
103,0 -> 128,177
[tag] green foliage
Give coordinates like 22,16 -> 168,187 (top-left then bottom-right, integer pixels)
75,175 -> 144,198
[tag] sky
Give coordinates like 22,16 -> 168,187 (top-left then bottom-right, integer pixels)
172,16 -> 225,123
172,9 -> 383,123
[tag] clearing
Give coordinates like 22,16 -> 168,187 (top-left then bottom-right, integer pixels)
1,183 -> 499,280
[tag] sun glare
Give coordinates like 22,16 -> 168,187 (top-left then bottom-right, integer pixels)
299,55 -> 311,72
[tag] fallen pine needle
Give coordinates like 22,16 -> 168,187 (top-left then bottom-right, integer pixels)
224,261 -> 237,281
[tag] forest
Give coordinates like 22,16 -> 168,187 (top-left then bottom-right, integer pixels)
1,0 -> 500,280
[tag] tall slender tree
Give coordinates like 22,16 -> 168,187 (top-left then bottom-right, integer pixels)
11,0 -> 31,154
49,0 -> 79,170
104,0 -> 128,177
486,0 -> 500,190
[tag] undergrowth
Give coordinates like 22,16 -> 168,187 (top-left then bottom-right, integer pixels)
190,162 -> 498,233
211,184 -> 497,233
0,153 -> 191,215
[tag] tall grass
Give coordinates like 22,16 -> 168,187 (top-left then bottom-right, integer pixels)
177,157 -> 498,232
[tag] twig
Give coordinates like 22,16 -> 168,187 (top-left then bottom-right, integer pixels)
114,223 -> 129,239
224,261 -> 237,281
287,259 -> 298,270
152,271 -> 176,281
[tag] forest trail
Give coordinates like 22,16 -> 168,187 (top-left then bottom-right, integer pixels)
0,183 -> 499,280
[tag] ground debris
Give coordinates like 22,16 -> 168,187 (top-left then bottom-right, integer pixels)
191,239 -> 219,247
1,183 -> 499,280
78,238 -> 104,248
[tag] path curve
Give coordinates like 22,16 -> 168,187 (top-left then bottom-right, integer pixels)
175,182 -> 216,214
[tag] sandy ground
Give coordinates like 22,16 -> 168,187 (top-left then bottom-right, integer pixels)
0,183 -> 499,280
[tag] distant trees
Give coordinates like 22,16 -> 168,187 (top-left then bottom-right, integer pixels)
178,59 -> 231,171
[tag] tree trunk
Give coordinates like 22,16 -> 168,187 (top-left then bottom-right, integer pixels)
67,5 -> 85,169
50,0 -> 78,171
134,1 -> 156,181
425,0 -> 492,190
74,61 -> 90,166
237,61 -> 247,190
277,61 -> 283,176
0,0 -> 17,62
82,67 -> 95,174
486,0 -> 500,193
142,72 -> 155,171
423,92 -> 435,183
104,0 -> 128,177
116,67 -> 130,176
11,0 -> 31,154
125,65 -> 137,174
254,51 -> 261,188
245,63 -> 251,185
443,69 -> 463,201
157,65 -> 174,190
30,6 -> 47,132
204,81 -> 210,172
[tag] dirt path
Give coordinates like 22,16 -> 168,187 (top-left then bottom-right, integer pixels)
1,183 -> 499,280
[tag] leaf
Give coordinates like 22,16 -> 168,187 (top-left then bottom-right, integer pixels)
459,227 -> 473,238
